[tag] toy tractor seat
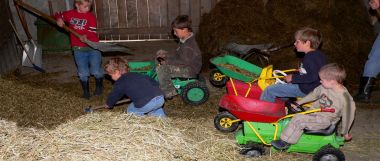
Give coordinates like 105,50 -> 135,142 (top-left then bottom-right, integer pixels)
304,123 -> 337,136
174,74 -> 201,81
258,65 -> 276,90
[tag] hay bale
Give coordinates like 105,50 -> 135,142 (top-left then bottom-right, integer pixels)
197,0 -> 374,86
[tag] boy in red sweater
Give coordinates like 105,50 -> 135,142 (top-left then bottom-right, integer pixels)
55,0 -> 103,99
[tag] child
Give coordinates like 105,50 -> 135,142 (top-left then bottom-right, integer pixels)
271,63 -> 356,150
103,57 -> 166,117
260,27 -> 328,102
55,0 -> 104,99
156,15 -> 202,99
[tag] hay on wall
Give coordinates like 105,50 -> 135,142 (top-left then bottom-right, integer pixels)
197,0 -> 374,86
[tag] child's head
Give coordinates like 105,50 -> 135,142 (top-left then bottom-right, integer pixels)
171,15 -> 192,39
104,57 -> 129,81
319,63 -> 346,88
74,0 -> 93,13
294,27 -> 322,52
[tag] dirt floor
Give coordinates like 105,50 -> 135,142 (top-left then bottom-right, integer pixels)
4,40 -> 380,160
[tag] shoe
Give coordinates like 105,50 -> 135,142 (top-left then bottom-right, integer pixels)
80,80 -> 90,99
271,140 -> 290,150
94,77 -> 104,96
164,90 -> 177,100
354,77 -> 375,103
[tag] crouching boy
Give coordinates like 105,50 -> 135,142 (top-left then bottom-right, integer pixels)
104,57 -> 166,117
271,63 -> 356,150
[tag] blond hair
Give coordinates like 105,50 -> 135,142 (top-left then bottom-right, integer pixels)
319,63 -> 346,84
104,57 -> 129,74
294,27 -> 322,49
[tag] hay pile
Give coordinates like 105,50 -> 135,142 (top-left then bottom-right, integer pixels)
197,0 -> 374,86
0,113 -> 239,160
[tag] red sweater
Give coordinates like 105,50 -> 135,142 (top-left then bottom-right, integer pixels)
55,10 -> 99,47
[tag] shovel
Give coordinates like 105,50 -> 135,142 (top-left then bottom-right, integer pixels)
9,19 -> 45,73
84,99 -> 131,113
14,0 -> 131,53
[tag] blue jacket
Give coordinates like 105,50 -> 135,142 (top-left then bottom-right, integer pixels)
292,50 -> 328,94
106,72 -> 164,108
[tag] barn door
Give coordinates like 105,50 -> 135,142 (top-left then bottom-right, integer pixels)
93,0 -> 219,42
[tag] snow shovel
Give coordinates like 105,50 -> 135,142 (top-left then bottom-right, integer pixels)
14,0 -> 131,53
9,19 -> 45,73
13,3 -> 45,72
84,99 -> 131,113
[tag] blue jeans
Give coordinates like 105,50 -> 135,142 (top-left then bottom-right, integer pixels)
363,34 -> 380,78
126,95 -> 166,118
260,84 -> 306,102
73,49 -> 104,81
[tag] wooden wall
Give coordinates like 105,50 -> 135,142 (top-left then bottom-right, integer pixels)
93,0 -> 220,42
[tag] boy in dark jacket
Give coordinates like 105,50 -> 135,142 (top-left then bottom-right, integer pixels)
104,57 -> 166,117
260,27 -> 328,102
156,15 -> 202,99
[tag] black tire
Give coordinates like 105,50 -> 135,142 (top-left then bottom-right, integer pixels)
240,142 -> 265,157
209,68 -> 228,87
313,145 -> 345,161
181,81 -> 209,106
214,111 -> 239,132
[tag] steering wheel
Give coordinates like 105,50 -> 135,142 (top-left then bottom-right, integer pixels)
272,70 -> 287,84
285,101 -> 305,114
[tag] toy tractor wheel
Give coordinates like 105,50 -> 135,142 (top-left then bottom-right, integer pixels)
181,81 -> 209,106
240,143 -> 265,157
312,145 -> 345,161
209,68 -> 228,87
214,111 -> 239,132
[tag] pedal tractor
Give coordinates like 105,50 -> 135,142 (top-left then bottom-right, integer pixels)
128,61 -> 209,106
214,60 -> 297,132
236,103 -> 346,161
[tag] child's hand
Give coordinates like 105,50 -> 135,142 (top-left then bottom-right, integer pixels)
284,74 -> 292,83
57,18 -> 65,27
79,35 -> 88,42
344,134 -> 352,141
156,49 -> 168,58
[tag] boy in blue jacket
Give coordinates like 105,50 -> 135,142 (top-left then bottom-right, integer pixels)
260,27 -> 328,102
103,57 -> 166,117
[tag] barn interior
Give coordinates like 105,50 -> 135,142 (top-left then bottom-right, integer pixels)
1,0 -> 380,160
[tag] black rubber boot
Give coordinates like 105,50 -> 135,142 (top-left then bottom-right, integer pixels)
94,77 -> 103,96
80,80 -> 90,99
354,77 -> 375,103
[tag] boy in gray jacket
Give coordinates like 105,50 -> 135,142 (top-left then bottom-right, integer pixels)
271,63 -> 356,150
156,15 -> 202,99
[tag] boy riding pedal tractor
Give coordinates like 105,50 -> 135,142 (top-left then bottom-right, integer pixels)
271,63 -> 356,150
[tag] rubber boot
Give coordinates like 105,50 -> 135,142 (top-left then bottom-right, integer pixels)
94,77 -> 103,96
354,77 -> 375,103
80,80 -> 90,99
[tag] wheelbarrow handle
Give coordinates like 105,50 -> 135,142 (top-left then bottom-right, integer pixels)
84,99 -> 131,113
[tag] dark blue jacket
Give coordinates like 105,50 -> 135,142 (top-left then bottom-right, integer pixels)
292,50 -> 327,94
106,72 -> 164,108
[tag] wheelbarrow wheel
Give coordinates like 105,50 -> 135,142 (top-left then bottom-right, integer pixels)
209,68 -> 228,87
214,111 -> 239,132
240,142 -> 265,157
181,81 -> 209,106
313,145 -> 345,161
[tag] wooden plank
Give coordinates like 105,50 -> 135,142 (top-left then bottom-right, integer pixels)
117,0 -> 127,28
97,27 -> 170,35
180,0 -> 190,15
167,0 -> 179,26
108,0 -> 119,39
148,0 -> 160,27
190,0 -> 200,32
200,0 -> 212,15
159,0 -> 168,28
137,0 -> 149,39
126,0 -> 138,39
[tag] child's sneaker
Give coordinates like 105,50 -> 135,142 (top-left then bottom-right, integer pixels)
271,140 -> 290,150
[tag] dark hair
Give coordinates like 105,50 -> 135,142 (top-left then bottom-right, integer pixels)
171,15 -> 192,31
104,57 -> 129,74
